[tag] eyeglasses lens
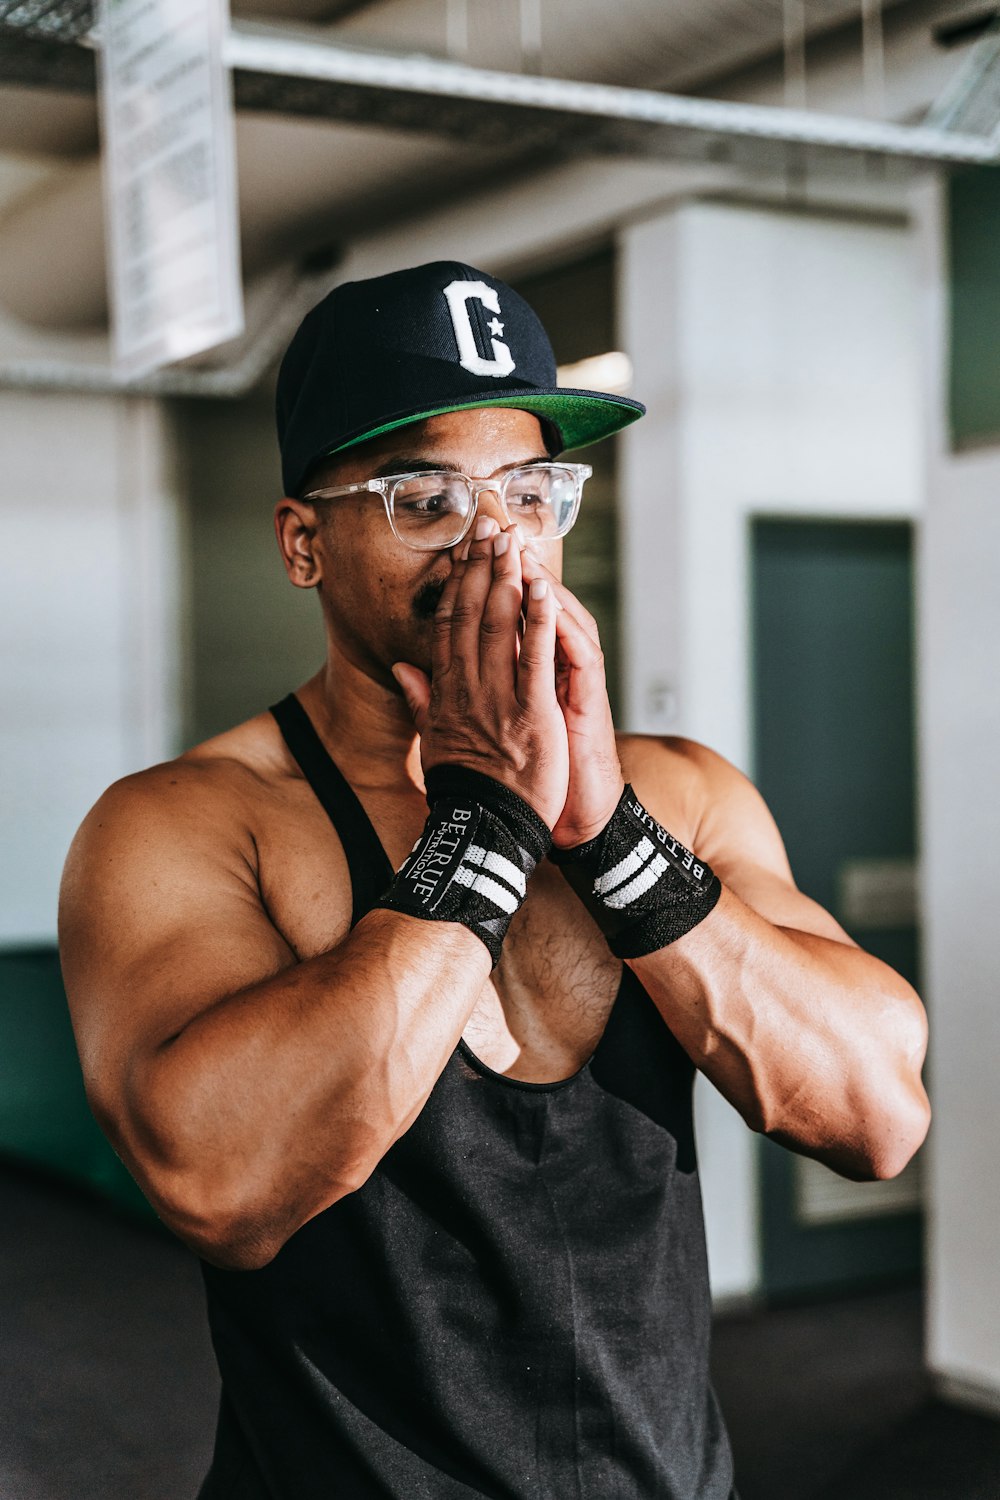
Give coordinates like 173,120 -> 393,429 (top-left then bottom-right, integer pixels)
392,475 -> 472,548
505,466 -> 576,538
391,466 -> 579,549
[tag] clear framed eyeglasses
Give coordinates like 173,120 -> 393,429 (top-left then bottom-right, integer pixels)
302,461 -> 592,551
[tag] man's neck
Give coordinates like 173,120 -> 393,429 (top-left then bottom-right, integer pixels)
297,645 -> 424,794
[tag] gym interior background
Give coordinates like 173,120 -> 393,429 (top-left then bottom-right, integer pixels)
2,2 -> 1000,1496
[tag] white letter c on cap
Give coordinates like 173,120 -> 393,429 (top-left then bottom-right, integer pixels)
443,280 -> 516,378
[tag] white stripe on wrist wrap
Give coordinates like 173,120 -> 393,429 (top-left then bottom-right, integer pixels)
375,765 -> 552,967
549,784 -> 722,958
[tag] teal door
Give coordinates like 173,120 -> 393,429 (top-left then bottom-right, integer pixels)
751,517 -> 924,1299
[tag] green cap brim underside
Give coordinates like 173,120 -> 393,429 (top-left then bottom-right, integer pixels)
326,390 -> 644,460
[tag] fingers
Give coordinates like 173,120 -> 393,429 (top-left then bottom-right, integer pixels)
431,564 -> 464,680
553,602 -> 608,720
516,578 -> 558,710
448,517 -> 498,680
553,600 -> 604,673
391,662 -> 431,734
519,545 -> 601,646
478,526 -> 523,692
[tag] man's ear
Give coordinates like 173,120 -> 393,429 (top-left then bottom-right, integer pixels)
274,498 -> 323,588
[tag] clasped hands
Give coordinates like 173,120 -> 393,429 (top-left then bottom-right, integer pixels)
391,517 -> 625,848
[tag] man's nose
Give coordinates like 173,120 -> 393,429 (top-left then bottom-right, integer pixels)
448,486 -> 511,560
474,485 -> 511,531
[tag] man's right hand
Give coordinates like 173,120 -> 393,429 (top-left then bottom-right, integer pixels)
392,518 -> 570,830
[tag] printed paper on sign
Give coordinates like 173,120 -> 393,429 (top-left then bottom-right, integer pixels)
97,0 -> 244,378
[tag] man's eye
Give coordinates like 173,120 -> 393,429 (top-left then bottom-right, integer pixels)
399,491 -> 463,515
510,490 -> 546,509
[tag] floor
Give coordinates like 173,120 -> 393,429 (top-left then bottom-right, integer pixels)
2,1160 -> 1000,1500
711,1287 -> 1000,1500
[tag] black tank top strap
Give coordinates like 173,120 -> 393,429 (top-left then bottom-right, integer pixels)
269,693 -> 394,926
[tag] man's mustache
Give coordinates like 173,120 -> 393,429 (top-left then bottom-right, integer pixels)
412,576 -> 449,620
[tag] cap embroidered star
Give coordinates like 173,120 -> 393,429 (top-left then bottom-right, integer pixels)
275,260 -> 646,498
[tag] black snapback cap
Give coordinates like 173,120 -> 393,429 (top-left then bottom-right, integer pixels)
275,260 -> 646,497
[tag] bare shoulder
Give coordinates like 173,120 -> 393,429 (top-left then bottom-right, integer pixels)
59,709 -> 319,1100
63,709 -> 285,895
59,711 -> 279,960
615,733 -> 761,856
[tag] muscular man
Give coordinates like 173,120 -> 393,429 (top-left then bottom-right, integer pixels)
59,262 -> 930,1499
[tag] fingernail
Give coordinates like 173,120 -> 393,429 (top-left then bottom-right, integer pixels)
474,517 -> 494,540
494,533 -> 510,556
529,579 -> 547,600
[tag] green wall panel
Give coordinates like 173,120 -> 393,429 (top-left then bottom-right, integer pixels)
0,948 -> 159,1225
751,518 -> 922,1298
949,166 -> 1000,448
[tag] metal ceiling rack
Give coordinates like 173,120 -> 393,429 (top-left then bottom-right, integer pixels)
1,1 -> 998,168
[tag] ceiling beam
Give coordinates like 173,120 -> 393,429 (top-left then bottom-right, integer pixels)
0,10 -> 997,169
224,22 -> 1000,167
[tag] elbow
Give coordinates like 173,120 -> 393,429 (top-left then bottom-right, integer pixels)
105,1055 -> 388,1269
149,1157 -> 370,1271
779,1092 -> 931,1186
162,1195 -> 309,1271
864,1086 -> 931,1182
843,1060 -> 931,1183
872,996 -> 932,1179
143,1124 -> 384,1270
849,983 -> 931,1181
764,991 -> 932,1183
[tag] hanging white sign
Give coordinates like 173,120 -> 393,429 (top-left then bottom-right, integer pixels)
97,0 -> 244,378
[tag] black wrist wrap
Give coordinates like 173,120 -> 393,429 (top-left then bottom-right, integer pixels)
550,784 -> 722,959
375,765 -> 552,968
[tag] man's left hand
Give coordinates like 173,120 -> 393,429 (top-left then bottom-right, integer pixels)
519,545 -> 625,850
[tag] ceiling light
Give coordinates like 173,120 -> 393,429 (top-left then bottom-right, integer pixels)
557,350 -> 633,395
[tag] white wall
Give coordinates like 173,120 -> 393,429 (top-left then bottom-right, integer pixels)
0,392 -> 183,943
618,201 -> 923,1299
921,455 -> 1000,1411
913,179 -> 1000,1414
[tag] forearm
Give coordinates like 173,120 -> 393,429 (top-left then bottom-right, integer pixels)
630,886 -> 931,1178
126,909 -> 489,1267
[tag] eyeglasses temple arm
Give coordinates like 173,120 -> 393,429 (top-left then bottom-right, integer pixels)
301,479 -> 385,500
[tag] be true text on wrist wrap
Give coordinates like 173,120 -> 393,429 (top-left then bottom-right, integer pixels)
375,765 -> 552,967
550,784 -> 722,958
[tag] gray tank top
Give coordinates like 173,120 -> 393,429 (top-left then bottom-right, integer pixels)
195,693 -> 738,1499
